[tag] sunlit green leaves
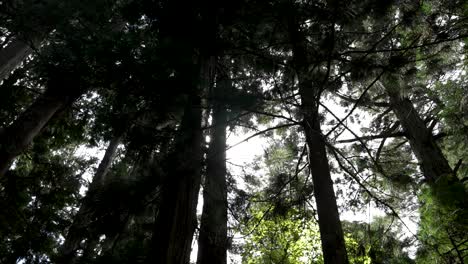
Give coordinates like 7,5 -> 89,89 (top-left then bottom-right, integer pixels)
240,204 -> 322,264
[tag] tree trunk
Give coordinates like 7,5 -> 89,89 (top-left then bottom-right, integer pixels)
57,134 -> 123,263
93,135 -> 122,186
0,91 -> 72,177
150,0 -> 215,256
384,83 -> 468,219
0,37 -> 38,82
288,16 -> 349,264
197,79 -> 228,264
150,92 -> 203,264
384,85 -> 453,184
300,85 -> 349,264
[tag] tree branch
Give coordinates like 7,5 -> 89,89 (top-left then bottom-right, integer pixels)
226,123 -> 298,151
334,91 -> 390,108
337,131 -> 406,143
341,34 -> 468,55
325,70 -> 385,138
328,144 -> 420,242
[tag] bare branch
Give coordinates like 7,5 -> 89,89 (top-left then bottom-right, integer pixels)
334,91 -> 390,108
337,131 -> 406,143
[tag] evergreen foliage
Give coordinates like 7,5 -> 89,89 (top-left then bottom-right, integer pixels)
0,0 -> 466,263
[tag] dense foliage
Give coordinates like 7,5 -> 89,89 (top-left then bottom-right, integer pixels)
0,0 -> 466,263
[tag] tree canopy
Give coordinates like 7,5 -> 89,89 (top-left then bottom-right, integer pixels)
0,0 -> 467,263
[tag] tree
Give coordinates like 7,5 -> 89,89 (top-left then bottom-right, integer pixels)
0,37 -> 40,82
285,3 -> 349,262
343,217 -> 415,264
57,131 -> 124,263
197,75 -> 229,264
150,92 -> 204,263
240,204 -> 323,264
0,0 -> 125,177
0,1 -> 467,263
0,115 -> 92,263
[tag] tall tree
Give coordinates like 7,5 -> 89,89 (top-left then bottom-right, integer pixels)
150,91 -> 204,263
0,9 -> 124,177
0,89 -> 79,176
1,0 -> 467,263
0,37 -> 40,82
57,131 -> 124,263
286,4 -> 349,263
197,76 -> 229,264
150,1 -> 220,262
380,80 -> 456,185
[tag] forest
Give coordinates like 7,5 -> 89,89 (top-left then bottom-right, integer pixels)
0,0 -> 467,263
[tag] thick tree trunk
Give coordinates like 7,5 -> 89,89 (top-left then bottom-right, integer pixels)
151,92 -> 203,264
57,134 -> 123,263
150,0 -> 215,257
288,16 -> 348,264
0,91 -> 72,177
0,37 -> 38,82
299,84 -> 349,264
385,86 -> 453,184
197,79 -> 228,264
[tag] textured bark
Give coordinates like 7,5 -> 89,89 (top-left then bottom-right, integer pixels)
151,93 -> 203,264
197,79 -> 228,264
0,37 -> 38,82
300,86 -> 349,264
149,0 -> 216,260
384,84 -> 453,184
57,134 -> 123,263
0,91 -> 71,177
288,16 -> 348,264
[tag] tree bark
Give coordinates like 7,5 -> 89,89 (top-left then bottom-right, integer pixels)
0,91 -> 73,177
288,16 -> 349,264
150,53 -> 208,263
197,78 -> 228,264
57,133 -> 123,263
383,82 -> 454,184
0,37 -> 38,82
300,86 -> 349,264
150,92 -> 203,264
149,0 -> 217,260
